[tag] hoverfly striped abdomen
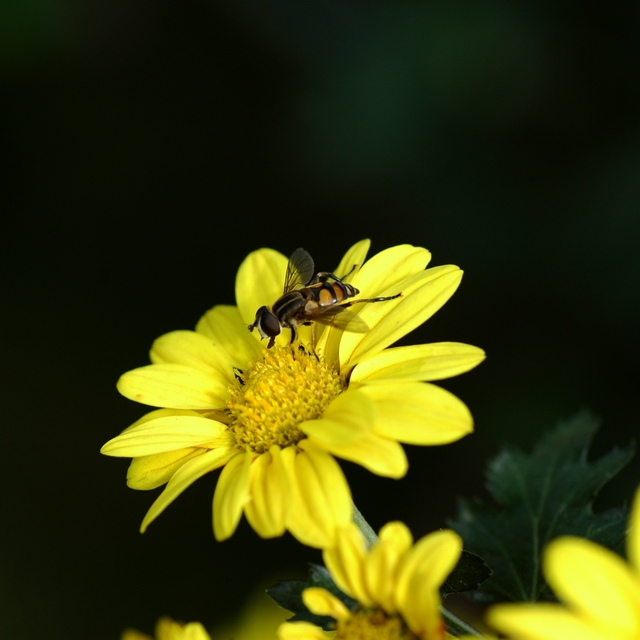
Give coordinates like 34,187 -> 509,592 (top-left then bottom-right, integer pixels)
303,279 -> 359,310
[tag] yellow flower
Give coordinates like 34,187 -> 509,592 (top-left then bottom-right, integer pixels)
101,240 -> 484,547
122,617 -> 211,640
278,521 -> 462,640
487,486 -> 640,640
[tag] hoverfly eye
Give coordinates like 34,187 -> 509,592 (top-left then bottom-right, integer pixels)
261,310 -> 281,337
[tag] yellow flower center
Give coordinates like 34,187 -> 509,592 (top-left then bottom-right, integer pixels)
336,609 -> 419,640
226,345 -> 344,453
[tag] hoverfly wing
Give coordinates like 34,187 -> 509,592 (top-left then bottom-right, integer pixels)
283,248 -> 315,294
312,306 -> 369,333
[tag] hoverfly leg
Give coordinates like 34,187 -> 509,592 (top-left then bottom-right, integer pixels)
309,322 -> 317,354
314,260 -> 359,284
341,263 -> 358,279
369,292 -> 402,302
314,271 -> 345,284
343,292 -> 402,307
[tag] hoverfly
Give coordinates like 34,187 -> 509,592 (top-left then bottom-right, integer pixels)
248,248 -> 401,348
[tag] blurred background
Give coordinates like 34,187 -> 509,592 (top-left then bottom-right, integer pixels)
2,1 -> 639,638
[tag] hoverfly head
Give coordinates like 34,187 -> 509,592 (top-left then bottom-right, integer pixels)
248,306 -> 282,344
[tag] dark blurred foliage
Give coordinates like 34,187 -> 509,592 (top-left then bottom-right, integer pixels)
2,1 -> 639,638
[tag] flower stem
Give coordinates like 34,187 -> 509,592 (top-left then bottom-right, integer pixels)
440,606 -> 486,638
352,503 -> 378,548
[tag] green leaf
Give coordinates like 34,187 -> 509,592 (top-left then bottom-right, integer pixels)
266,563 -> 357,630
449,411 -> 634,603
441,550 -> 492,598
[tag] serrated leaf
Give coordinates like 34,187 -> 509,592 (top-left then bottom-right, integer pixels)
449,411 -> 634,603
267,563 -> 358,630
441,550 -> 492,597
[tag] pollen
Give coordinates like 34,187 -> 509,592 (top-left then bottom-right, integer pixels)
335,609 -> 419,640
226,346 -> 344,453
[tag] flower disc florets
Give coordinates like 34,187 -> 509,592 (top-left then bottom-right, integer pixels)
227,346 -> 344,453
336,609 -> 418,640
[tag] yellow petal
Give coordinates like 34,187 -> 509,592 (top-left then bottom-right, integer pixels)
283,443 -> 352,548
317,244 -> 429,364
298,441 -> 353,529
333,239 -> 371,283
402,582 -> 443,640
303,587 -> 351,620
277,621 -> 329,640
119,408 -> 202,432
279,447 -> 325,547
300,389 -> 375,447
154,617 -> 177,639
363,522 -> 413,612
235,248 -> 288,326
351,244 -> 432,295
179,623 -> 212,640
113,410 -> 208,490
404,529 -> 462,585
323,524 -> 371,605
154,618 -> 212,640
359,382 -> 473,445
101,415 -> 228,457
150,330 -> 235,383
117,364 -> 229,410
140,447 -> 236,532
121,630 -> 152,640
213,450 -> 253,540
395,530 -> 461,614
340,266 -> 463,368
487,603 -> 614,640
314,431 -> 407,478
195,305 -> 263,366
350,343 -> 485,383
627,486 -> 640,574
127,448 -> 203,490
544,536 -> 640,632
378,520 -> 414,548
244,446 -> 289,538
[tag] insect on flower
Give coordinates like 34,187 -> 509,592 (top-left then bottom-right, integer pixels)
248,247 -> 401,348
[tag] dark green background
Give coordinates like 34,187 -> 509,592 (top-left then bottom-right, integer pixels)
3,2 -> 639,638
